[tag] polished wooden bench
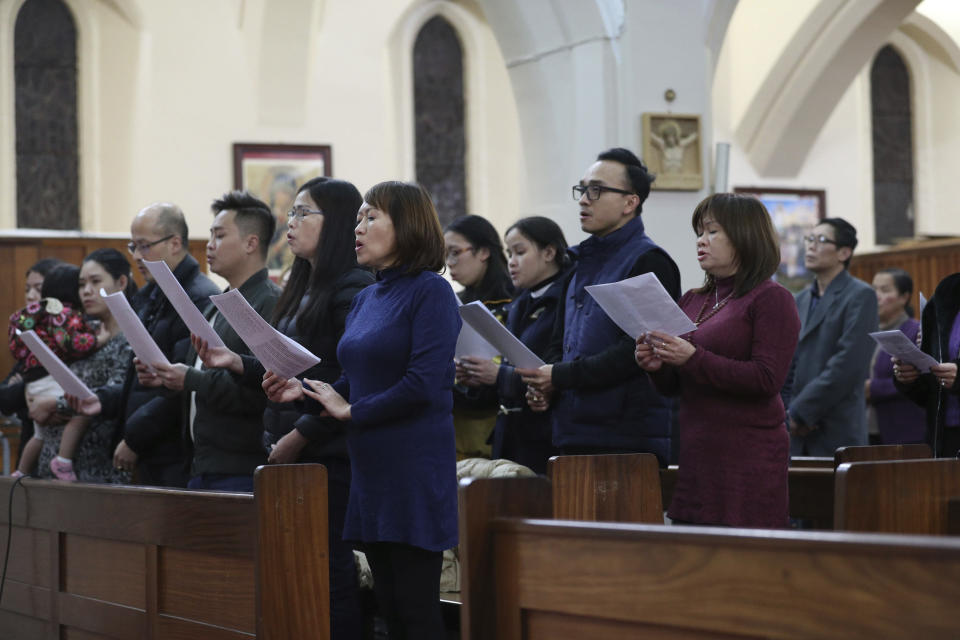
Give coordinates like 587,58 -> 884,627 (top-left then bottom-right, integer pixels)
834,443 -> 932,467
0,464 -> 329,639
548,453 -> 662,523
834,457 -> 960,535
459,476 -> 960,640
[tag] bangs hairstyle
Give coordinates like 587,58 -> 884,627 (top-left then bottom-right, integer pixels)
363,181 -> 445,274
692,193 -> 780,298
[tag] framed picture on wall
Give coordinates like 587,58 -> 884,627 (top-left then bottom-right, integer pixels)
233,143 -> 332,276
641,112 -> 702,190
734,187 -> 826,293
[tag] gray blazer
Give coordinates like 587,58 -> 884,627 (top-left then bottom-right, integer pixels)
787,269 -> 878,456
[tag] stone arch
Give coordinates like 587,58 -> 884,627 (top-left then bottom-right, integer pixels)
733,0 -> 921,177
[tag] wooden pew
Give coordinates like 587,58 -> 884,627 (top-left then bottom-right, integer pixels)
789,456 -> 833,468
548,454 -> 662,523
459,476 -> 960,640
0,464 -> 329,640
834,443 -> 931,467
834,458 -> 960,535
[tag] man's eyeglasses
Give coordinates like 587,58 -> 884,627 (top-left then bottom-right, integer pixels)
446,246 -> 476,265
287,207 -> 324,222
572,184 -> 635,201
127,234 -> 174,255
803,234 -> 838,247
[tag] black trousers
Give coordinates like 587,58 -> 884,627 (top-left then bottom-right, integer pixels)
362,541 -> 444,640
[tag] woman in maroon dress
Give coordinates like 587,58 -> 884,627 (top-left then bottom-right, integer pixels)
635,193 -> 800,527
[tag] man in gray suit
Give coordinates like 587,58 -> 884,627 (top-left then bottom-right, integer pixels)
786,218 -> 878,456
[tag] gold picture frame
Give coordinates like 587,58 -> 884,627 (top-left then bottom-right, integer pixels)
641,113 -> 702,191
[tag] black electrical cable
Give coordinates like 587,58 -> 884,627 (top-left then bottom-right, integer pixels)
0,475 -> 26,606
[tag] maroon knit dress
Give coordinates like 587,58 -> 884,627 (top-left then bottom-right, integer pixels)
651,277 -> 800,527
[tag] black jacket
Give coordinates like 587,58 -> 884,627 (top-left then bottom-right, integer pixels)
97,253 -> 220,466
894,272 -> 960,456
240,267 -> 374,461
184,269 -> 281,476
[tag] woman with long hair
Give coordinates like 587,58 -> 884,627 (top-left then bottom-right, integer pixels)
444,214 -> 514,459
195,177 -> 373,640
35,248 -> 137,483
457,216 -> 570,473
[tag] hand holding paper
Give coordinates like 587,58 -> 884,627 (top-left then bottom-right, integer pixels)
585,273 -> 696,339
143,260 -> 224,348
210,289 -> 320,380
100,289 -> 170,371
870,330 -> 938,373
458,302 -> 544,369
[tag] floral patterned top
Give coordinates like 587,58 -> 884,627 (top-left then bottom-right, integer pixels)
36,332 -> 133,484
8,298 -> 98,378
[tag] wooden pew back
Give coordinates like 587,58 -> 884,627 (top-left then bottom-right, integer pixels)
833,443 -> 932,468
548,454 -> 662,523
460,476 -> 960,640
834,458 -> 960,535
0,464 -> 329,640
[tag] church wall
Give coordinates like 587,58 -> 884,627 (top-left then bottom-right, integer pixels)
0,0 -> 522,247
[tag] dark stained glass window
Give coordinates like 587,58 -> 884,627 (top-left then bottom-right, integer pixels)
414,16 -> 466,227
871,45 -> 913,244
15,0 -> 79,229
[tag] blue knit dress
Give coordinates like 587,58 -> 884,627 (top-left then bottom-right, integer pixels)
334,268 -> 460,551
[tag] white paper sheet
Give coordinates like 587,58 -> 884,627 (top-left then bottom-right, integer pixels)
209,288 -> 320,380
585,272 -> 697,339
919,292 -> 927,317
453,294 -> 499,361
143,260 -> 224,348
16,330 -> 95,399
870,330 -> 939,373
100,288 -> 170,370
459,302 -> 544,369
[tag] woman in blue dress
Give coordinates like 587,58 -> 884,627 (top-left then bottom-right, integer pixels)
302,180 -> 459,640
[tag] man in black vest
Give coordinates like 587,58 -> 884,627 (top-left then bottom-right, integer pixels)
520,148 -> 681,465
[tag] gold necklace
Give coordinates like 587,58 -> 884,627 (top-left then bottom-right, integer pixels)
695,290 -> 734,326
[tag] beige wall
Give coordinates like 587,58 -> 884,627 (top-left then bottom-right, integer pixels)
0,0 -> 522,242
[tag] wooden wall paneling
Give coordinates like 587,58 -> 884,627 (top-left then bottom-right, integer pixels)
158,548 -> 255,632
850,239 -> 960,316
61,535 -> 146,608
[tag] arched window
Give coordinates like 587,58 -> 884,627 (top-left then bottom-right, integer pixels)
413,15 -> 466,227
870,45 -> 913,245
15,0 -> 79,229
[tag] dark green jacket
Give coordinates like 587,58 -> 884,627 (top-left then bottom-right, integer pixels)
182,268 -> 281,477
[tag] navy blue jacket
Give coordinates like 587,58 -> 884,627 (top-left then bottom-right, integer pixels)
546,215 -> 680,464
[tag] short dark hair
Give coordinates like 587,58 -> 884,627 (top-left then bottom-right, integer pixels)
445,214 -> 513,303
505,216 -> 570,269
595,147 -> 655,215
821,217 -> 858,268
26,258 -> 65,278
691,193 -> 781,298
40,264 -> 82,307
364,181 -> 445,275
211,190 -> 276,260
153,203 -> 189,246
84,248 -> 139,300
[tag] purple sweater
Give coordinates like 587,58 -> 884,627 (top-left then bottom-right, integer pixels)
869,317 -> 926,444
651,277 -> 800,527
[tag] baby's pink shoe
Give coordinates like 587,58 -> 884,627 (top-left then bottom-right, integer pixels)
50,457 -> 77,482
10,470 -> 25,478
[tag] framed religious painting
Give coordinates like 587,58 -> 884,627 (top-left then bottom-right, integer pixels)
734,187 -> 826,293
642,113 -> 702,190
232,143 -> 332,277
